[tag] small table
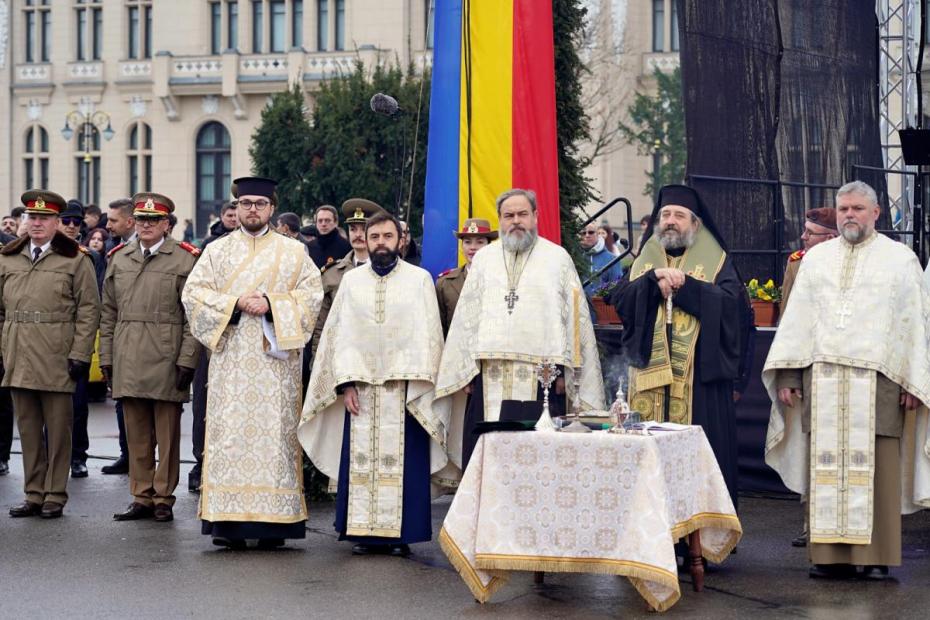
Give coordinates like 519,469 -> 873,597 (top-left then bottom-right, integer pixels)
439,427 -> 741,612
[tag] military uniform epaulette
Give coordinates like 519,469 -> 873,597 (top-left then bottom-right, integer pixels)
321,262 -> 332,274
179,241 -> 201,257
78,245 -> 91,256
438,268 -> 454,278
107,242 -> 127,258
788,249 -> 806,262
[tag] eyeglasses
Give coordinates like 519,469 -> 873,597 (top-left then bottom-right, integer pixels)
137,218 -> 164,227
61,217 -> 82,227
239,199 -> 271,211
581,230 -> 597,236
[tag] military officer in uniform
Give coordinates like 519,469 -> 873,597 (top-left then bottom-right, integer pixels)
435,218 -> 498,336
1,190 -> 100,519
310,198 -> 387,354
100,193 -> 202,523
780,207 -> 837,311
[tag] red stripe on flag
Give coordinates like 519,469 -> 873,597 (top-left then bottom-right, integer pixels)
511,0 -> 560,244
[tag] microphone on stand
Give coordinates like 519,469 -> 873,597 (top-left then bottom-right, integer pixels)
370,93 -> 402,117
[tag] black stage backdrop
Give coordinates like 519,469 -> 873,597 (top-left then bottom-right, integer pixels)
678,0 -> 887,282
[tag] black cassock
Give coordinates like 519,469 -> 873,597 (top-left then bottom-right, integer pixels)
610,253 -> 743,510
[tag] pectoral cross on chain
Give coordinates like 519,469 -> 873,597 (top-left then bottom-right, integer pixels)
835,299 -> 853,330
505,288 -> 519,314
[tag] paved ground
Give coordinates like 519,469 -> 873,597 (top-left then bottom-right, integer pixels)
1,400 -> 929,619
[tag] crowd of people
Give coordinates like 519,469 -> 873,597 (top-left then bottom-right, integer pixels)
1,177 -> 928,583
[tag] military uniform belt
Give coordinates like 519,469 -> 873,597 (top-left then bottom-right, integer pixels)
117,311 -> 182,324
10,310 -> 72,323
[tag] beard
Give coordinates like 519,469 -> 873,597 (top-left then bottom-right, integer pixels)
654,223 -> 695,250
371,246 -> 399,268
501,226 -> 538,253
241,216 -> 267,233
841,222 -> 866,244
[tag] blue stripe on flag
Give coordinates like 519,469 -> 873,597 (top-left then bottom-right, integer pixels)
422,0 -> 463,279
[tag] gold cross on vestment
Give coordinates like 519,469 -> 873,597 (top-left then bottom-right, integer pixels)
505,289 -> 519,314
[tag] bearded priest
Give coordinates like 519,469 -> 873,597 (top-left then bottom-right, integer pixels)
764,180 -> 930,580
609,184 -> 747,509
181,177 -> 323,550
299,212 -> 448,557
434,188 -> 605,476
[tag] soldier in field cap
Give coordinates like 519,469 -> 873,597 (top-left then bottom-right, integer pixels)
100,192 -> 202,523
0,190 -> 100,519
435,218 -> 498,336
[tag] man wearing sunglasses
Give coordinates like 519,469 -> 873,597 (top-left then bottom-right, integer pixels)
580,221 -> 623,296
58,200 -> 106,480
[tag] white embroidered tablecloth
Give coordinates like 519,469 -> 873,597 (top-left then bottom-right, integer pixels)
439,427 -> 741,612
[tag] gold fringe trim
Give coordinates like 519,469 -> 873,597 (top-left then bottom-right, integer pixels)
438,528 -> 507,603
634,366 -> 674,392
669,513 -> 743,564
629,577 -> 681,613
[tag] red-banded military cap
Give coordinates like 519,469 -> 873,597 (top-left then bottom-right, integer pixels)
21,190 -> 67,216
131,192 -> 175,218
454,218 -> 498,240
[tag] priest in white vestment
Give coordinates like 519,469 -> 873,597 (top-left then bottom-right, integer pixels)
434,188 -> 605,478
299,212 -> 448,556
181,177 -> 322,549
763,181 -> 930,579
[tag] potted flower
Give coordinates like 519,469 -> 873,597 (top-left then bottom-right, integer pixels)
746,278 -> 782,327
590,279 -> 622,325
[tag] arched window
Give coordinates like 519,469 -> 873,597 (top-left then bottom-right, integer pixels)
76,125 -> 101,205
195,122 -> 231,237
24,125 -> 50,189
128,121 -> 153,195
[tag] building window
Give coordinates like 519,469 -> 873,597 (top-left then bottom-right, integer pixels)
211,2 -> 222,54
426,0 -> 435,50
196,122 -> 231,237
317,0 -> 328,51
127,1 -> 153,60
24,126 -> 50,190
128,122 -> 153,196
75,1 -> 103,62
293,0 -> 303,48
652,0 -> 665,52
670,0 -> 680,52
335,0 -> 345,51
252,1 -> 264,53
269,0 -> 286,52
76,125 -> 101,206
228,1 -> 240,50
24,0 -> 52,64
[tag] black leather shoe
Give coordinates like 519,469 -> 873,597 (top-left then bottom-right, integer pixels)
791,531 -> 807,547
9,501 -> 42,518
352,543 -> 392,556
101,456 -> 129,475
257,538 -> 285,550
809,564 -> 856,579
188,466 -> 201,493
389,544 -> 411,557
113,502 -> 154,521
40,502 -> 64,519
70,461 -> 89,478
0,460 -> 9,476
212,537 -> 247,550
859,565 -> 890,580
153,504 -> 174,522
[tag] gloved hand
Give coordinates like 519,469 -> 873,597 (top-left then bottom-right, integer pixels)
68,359 -> 90,381
100,365 -> 112,389
175,366 -> 195,392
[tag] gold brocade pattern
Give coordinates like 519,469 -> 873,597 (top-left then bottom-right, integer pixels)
481,360 -> 537,422
347,381 -> 407,537
181,230 -> 323,524
809,363 -> 876,544
440,428 -> 741,612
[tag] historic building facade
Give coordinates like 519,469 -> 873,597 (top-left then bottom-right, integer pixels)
1,0 -> 435,236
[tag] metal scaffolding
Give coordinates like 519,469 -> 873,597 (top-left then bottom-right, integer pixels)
877,0 -> 921,234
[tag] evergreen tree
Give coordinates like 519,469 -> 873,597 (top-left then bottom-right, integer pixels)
553,0 -> 596,271
249,85 -> 315,214
618,67 -> 687,199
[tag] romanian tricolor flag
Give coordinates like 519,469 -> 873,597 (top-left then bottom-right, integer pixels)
421,0 -> 561,277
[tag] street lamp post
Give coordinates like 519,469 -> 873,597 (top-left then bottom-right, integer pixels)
60,100 -> 115,204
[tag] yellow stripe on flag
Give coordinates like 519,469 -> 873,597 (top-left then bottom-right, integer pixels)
459,0 -> 512,264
